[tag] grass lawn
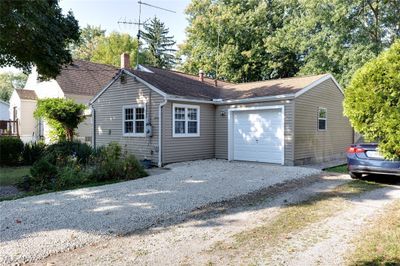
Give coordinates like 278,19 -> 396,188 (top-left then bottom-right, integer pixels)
324,164 -> 348,174
348,200 -> 400,265
0,166 -> 31,186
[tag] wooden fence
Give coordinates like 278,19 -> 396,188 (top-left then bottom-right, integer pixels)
0,120 -> 19,136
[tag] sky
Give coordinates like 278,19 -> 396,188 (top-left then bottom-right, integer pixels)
59,0 -> 191,45
1,0 -> 191,73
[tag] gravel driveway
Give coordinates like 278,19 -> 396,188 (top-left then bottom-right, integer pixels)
0,159 -> 320,264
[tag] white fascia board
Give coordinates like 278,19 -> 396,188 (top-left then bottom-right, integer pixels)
165,96 -> 214,104
166,94 -> 294,105
216,94 -> 295,105
294,74 -> 344,98
123,70 -> 167,98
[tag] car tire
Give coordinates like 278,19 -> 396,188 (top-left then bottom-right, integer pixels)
349,172 -> 363,179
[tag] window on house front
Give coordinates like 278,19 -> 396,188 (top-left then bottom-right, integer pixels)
123,105 -> 145,136
318,107 -> 327,131
173,104 -> 200,137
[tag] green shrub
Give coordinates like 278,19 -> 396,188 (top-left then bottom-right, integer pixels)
91,142 -> 147,181
25,142 -> 146,192
344,40 -> 400,159
124,155 -> 148,179
30,158 -> 58,190
44,141 -> 94,165
55,162 -> 91,189
0,137 -> 24,166
22,141 -> 46,165
91,142 -> 124,181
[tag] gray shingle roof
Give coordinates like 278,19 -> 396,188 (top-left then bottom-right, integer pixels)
129,66 -> 328,100
56,60 -> 118,96
15,89 -> 37,100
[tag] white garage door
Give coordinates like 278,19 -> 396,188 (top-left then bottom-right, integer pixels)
231,108 -> 284,164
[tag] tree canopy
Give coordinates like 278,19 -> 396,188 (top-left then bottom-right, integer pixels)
344,40 -> 400,160
34,98 -> 86,142
0,72 -> 27,102
179,0 -> 400,85
91,32 -> 140,67
71,25 -> 106,61
141,17 -> 176,69
72,28 -> 142,68
0,0 -> 80,79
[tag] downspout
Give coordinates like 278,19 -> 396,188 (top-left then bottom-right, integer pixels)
158,98 -> 168,167
91,106 -> 96,149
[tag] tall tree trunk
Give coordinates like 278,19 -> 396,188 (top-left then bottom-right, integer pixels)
66,128 -> 74,142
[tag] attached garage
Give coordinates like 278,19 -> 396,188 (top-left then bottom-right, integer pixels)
228,106 -> 284,164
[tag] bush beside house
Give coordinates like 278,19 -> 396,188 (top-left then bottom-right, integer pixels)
26,142 -> 147,191
0,137 -> 24,165
0,137 -> 45,166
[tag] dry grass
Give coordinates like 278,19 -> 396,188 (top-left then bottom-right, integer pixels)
234,180 -> 382,245
348,200 -> 400,266
213,180 -> 383,252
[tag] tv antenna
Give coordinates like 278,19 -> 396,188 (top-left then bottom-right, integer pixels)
118,1 -> 176,68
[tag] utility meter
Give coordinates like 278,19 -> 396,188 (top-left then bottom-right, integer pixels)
146,121 -> 153,137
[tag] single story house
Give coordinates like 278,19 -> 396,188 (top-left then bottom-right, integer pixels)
9,61 -> 117,143
90,54 -> 353,166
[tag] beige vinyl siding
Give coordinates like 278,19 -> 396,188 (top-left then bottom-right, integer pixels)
65,93 -> 93,144
92,75 -> 164,163
162,101 -> 215,164
294,78 -> 352,164
215,100 -> 295,165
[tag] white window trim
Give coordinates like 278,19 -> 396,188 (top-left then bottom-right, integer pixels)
122,104 -> 146,137
172,103 -> 200,137
317,107 -> 327,131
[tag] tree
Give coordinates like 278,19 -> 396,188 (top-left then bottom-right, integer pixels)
267,0 -> 400,86
179,0 -> 400,85
0,0 -> 80,79
71,25 -> 106,61
0,72 -> 27,102
179,0 -> 292,82
343,40 -> 400,160
141,17 -> 176,69
34,98 -> 86,142
91,32 -> 139,67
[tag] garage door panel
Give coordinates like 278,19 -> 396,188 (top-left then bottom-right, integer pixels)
232,108 -> 284,164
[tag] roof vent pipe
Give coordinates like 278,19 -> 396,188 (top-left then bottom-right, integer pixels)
199,70 -> 204,82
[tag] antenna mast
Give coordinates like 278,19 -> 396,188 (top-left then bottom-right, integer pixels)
118,1 -> 176,68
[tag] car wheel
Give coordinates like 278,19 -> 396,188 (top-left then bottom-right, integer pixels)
349,172 -> 363,179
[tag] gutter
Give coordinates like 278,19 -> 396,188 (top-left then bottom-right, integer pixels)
158,98 -> 168,167
164,94 -> 295,105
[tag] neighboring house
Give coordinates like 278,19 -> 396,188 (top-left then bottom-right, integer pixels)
8,89 -> 37,141
9,60 -> 117,143
0,99 -> 10,120
91,54 -> 353,166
